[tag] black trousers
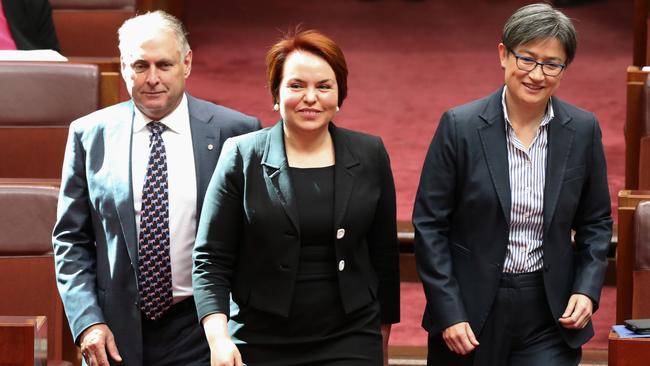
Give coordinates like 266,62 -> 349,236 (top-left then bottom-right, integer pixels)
427,272 -> 581,366
142,297 -> 210,366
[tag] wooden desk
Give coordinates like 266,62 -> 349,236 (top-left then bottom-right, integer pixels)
0,316 -> 47,366
609,330 -> 650,365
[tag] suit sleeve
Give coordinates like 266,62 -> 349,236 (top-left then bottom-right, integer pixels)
367,138 -> 400,324
571,116 -> 613,310
193,137 -> 244,320
52,123 -> 105,344
33,0 -> 60,51
413,110 -> 468,334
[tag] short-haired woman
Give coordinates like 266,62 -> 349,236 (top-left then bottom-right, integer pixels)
193,29 -> 400,366
413,3 -> 612,365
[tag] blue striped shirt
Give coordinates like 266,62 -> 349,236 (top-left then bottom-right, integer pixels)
501,87 -> 554,273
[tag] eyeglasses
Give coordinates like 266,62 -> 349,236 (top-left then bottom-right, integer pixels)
510,50 -> 566,77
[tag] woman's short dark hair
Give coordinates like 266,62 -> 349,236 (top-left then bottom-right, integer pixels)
266,29 -> 348,107
502,3 -> 577,65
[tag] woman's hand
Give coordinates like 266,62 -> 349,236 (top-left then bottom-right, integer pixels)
202,313 -> 244,366
442,321 -> 479,355
209,336 -> 242,366
559,293 -> 593,329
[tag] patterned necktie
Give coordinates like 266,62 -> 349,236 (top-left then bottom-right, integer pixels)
138,122 -> 173,320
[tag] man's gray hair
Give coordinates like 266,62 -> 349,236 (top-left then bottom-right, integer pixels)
502,3 -> 577,65
118,10 -> 190,59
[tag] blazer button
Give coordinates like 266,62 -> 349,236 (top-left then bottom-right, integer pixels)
338,260 -> 345,271
336,228 -> 345,239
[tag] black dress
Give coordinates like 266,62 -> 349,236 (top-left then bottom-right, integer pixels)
228,166 -> 382,366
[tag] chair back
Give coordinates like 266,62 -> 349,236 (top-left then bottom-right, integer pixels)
640,78 -> 650,188
0,62 -> 99,178
633,201 -> 650,318
0,185 -> 58,255
0,183 -> 76,363
51,0 -> 135,8
51,0 -> 136,57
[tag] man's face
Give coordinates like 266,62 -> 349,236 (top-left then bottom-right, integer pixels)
121,30 -> 192,120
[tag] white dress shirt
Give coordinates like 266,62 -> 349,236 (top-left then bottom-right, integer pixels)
132,94 -> 197,301
502,87 -> 554,273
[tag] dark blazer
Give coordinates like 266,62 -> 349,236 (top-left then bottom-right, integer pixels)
2,0 -> 60,51
193,121 -> 400,325
52,95 -> 261,366
413,87 -> 612,349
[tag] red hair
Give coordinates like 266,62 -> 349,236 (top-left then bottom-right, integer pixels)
266,29 -> 348,107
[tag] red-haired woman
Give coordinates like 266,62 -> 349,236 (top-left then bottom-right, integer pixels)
193,29 -> 400,365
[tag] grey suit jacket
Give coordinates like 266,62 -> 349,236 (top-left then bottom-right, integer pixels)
52,94 -> 261,366
413,87 -> 613,349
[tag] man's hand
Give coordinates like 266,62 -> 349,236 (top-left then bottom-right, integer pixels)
442,322 -> 479,355
559,293 -> 593,329
79,323 -> 122,366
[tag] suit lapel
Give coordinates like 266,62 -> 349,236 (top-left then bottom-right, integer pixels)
187,94 -> 219,218
331,124 -> 360,229
543,98 -> 574,234
262,121 -> 300,233
478,89 -> 511,224
108,101 -> 139,265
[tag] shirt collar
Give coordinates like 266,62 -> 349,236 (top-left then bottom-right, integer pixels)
501,86 -> 554,129
133,93 -> 189,134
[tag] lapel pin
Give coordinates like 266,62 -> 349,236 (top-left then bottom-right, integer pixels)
207,144 -> 214,151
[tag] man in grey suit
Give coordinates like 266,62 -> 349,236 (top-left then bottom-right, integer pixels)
52,11 -> 260,366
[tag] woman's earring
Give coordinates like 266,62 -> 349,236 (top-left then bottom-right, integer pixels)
336,106 -> 340,112
273,103 -> 279,112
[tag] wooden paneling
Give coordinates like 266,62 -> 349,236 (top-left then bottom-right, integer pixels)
100,71 -> 122,108
626,67 -> 650,189
634,0 -> 650,66
0,316 -> 47,366
0,257 -> 65,362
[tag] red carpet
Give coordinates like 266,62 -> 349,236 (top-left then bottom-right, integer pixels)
184,0 -> 630,350
185,0 -> 631,222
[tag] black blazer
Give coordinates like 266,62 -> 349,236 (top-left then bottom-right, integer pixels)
2,0 -> 59,51
193,121 -> 400,324
413,87 -> 612,348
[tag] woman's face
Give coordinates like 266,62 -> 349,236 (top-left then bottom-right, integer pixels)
498,37 -> 566,112
278,50 -> 339,135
